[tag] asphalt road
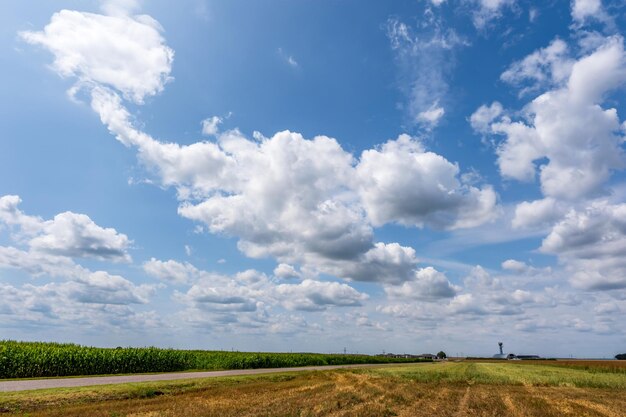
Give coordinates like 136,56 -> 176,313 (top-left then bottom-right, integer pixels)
0,363 -> 409,392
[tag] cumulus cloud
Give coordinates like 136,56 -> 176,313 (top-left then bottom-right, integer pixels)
416,102 -> 445,126
273,263 -> 300,280
0,249 -> 153,306
571,0 -> 611,27
501,259 -> 528,272
357,135 -> 498,230
201,116 -> 222,136
0,196 -> 152,318
384,267 -> 458,300
276,279 -> 368,311
512,198 -> 567,229
143,258 -> 198,284
541,202 -> 626,290
20,8 -> 173,103
469,102 -> 503,134
90,87 -> 493,284
23,6 -> 502,288
476,35 -> 626,201
501,39 -> 573,95
0,280 -> 162,330
0,195 -> 131,262
68,271 -> 154,304
29,212 -> 131,262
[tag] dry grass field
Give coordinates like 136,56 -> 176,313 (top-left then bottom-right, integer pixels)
1,361 -> 624,416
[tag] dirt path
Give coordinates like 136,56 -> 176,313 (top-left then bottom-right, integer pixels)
0,363 -> 416,393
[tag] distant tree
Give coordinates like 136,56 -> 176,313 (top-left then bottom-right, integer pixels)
437,351 -> 447,359
616,353 -> 626,360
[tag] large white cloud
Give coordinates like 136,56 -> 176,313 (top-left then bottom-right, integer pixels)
488,36 -> 626,199
20,9 -> 173,103
22,5 -> 502,287
476,36 -> 626,198
357,134 -> 498,230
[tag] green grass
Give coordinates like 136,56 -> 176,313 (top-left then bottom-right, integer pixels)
368,361 -> 626,388
0,340 -> 430,379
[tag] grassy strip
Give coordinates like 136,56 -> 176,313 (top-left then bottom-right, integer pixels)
368,361 -> 626,388
0,340 -> 429,379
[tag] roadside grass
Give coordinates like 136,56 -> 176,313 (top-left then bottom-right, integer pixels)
0,372 -> 300,414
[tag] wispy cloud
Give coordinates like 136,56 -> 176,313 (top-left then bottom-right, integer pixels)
277,47 -> 299,68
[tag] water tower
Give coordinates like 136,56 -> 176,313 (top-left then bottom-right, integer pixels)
493,341 -> 507,359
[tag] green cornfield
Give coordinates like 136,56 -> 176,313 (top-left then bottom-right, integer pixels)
0,340 -> 430,378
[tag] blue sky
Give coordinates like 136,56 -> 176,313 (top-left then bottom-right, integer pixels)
1,0 -> 626,358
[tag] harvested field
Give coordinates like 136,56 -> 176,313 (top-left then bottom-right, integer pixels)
1,361 -> 624,416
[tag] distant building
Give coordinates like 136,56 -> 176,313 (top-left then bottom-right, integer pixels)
516,355 -> 541,360
417,353 -> 435,360
492,342 -> 540,360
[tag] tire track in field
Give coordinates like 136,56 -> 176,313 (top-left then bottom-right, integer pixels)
454,386 -> 471,417
501,393 -> 525,417
570,399 -> 621,417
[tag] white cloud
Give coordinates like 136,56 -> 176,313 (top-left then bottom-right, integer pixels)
0,196 -> 152,314
541,202 -> 626,290
69,271 -> 154,305
24,8 -> 502,287
201,116 -> 222,136
416,102 -> 445,127
273,263 -> 300,279
276,279 -> 368,311
512,198 -> 566,229
469,101 -> 503,134
143,258 -> 197,284
0,280 -> 162,330
386,17 -> 466,128
88,88 -> 492,283
447,293 -> 487,315
501,39 -> 573,95
571,0 -> 609,26
30,212 -> 131,262
481,36 -> 626,200
0,250 -> 153,305
20,9 -> 173,104
357,135 -> 498,230
277,48 -> 298,68
501,259 -> 528,272
471,0 -> 515,29
319,242 -> 418,285
384,267 -> 458,300
0,195 -> 131,262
